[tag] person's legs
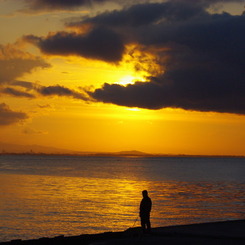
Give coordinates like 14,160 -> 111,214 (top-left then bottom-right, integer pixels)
141,215 -> 151,233
146,216 -> 151,233
140,217 -> 147,233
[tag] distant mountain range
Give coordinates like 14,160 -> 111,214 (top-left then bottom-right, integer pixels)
0,142 -> 151,156
90,150 -> 152,157
0,142 -> 243,157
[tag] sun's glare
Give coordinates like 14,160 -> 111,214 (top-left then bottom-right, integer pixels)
116,75 -> 146,86
126,108 -> 141,112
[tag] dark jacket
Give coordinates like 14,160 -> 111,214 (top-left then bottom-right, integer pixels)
140,196 -> 152,217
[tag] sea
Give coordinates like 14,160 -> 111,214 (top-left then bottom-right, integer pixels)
0,155 -> 244,242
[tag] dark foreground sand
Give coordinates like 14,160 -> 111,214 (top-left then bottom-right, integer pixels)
1,219 -> 244,245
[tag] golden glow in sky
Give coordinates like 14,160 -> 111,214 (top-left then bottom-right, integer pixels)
116,75 -> 141,86
0,0 -> 244,156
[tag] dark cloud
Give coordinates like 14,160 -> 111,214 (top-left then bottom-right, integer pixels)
0,103 -> 28,126
24,27 -> 125,63
37,85 -> 89,100
89,69 -> 245,113
68,0 -> 244,28
24,0 -> 245,11
24,0 -> 158,12
81,1 -> 245,115
26,0 -> 106,10
73,2 -> 207,28
1,87 -> 35,98
22,0 -> 245,114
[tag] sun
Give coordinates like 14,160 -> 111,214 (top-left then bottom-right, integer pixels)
116,75 -> 146,86
116,75 -> 136,86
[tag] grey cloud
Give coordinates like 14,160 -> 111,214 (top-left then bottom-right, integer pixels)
0,103 -> 28,126
24,27 -> 125,63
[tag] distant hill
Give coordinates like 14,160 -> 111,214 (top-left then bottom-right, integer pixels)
117,150 -> 151,156
0,142 -> 149,156
77,150 -> 152,157
1,143 -> 242,157
0,142 -> 152,157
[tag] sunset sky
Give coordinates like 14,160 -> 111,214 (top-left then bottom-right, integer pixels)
0,0 -> 244,156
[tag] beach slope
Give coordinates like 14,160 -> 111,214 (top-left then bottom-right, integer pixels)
1,219 -> 244,245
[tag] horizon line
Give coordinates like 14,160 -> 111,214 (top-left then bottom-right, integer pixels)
0,151 -> 244,158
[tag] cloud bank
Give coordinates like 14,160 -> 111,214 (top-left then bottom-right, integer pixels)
86,1 -> 245,114
23,0 -> 245,114
23,0 -> 245,11
24,27 -> 125,63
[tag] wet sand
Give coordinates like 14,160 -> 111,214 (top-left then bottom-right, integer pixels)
1,219 -> 244,245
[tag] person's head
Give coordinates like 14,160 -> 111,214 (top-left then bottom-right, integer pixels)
142,190 -> 148,198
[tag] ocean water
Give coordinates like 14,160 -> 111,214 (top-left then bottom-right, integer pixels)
0,155 -> 244,242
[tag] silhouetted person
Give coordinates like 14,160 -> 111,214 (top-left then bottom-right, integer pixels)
139,190 -> 152,234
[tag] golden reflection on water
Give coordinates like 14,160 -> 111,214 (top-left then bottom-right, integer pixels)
0,172 -> 244,241
0,173 -> 153,240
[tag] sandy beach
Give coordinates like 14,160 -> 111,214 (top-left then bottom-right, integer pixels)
1,219 -> 244,245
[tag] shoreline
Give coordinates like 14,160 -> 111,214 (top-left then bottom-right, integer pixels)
1,219 -> 244,245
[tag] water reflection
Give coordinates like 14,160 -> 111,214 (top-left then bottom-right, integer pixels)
1,171 -> 244,242
1,155 -> 244,241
